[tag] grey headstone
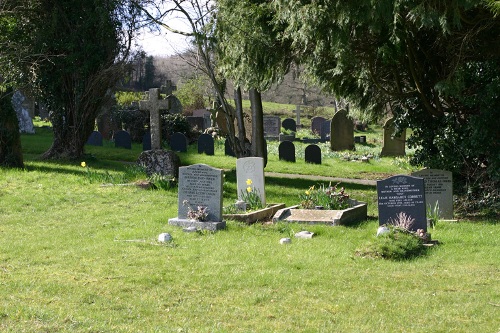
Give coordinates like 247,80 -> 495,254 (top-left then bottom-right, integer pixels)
377,175 -> 427,231
381,117 -> 406,156
263,116 -> 281,138
86,131 -> 103,146
412,169 -> 453,219
305,144 -> 321,164
282,118 -> 296,132
114,130 -> 132,149
198,133 -> 214,155
11,90 -> 35,134
236,157 -> 266,206
167,95 -> 183,114
172,164 -> 224,224
330,109 -> 354,151
136,149 -> 180,178
311,117 -> 326,136
187,116 -> 205,132
170,132 -> 188,152
139,88 -> 170,150
279,141 -> 296,162
321,120 -> 331,141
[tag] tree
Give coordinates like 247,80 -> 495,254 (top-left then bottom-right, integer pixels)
0,0 -> 142,160
0,87 -> 24,168
218,0 -> 500,212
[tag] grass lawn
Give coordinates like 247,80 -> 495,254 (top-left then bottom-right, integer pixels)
0,127 -> 498,332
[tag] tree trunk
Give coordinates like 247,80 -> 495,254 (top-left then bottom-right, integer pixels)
0,88 -> 24,168
234,86 -> 246,143
249,88 -> 267,167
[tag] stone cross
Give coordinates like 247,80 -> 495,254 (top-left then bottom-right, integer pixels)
139,88 -> 170,150
161,80 -> 177,96
294,105 -> 303,126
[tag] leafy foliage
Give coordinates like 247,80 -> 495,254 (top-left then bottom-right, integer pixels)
299,183 -> 350,210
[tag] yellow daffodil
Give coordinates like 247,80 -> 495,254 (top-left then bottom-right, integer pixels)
81,161 -> 86,168
246,179 -> 252,185
305,190 -> 310,195
246,186 -> 252,193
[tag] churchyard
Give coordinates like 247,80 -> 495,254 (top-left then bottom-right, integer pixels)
0,123 -> 498,332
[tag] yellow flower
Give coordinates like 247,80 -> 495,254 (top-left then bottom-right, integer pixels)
81,161 -> 86,168
246,179 -> 253,185
246,186 -> 252,193
305,190 -> 310,195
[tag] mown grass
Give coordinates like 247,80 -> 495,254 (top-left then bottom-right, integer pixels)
1,127 -> 498,332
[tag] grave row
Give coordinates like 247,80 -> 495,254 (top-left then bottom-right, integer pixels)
167,157 -> 454,232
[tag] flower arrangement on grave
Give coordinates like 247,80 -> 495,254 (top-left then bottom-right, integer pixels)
240,179 -> 264,210
183,200 -> 209,221
299,182 -> 350,210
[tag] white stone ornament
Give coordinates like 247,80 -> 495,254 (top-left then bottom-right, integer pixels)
158,233 -> 173,242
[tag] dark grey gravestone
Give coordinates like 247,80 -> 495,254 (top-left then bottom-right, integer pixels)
330,109 -> 354,151
311,117 -> 326,136
170,132 -> 188,152
360,135 -> 366,143
198,133 -> 214,155
142,130 -> 151,151
279,141 -> 296,162
167,95 -> 183,114
321,120 -> 331,141
377,175 -> 427,231
412,169 -> 453,219
263,116 -> 281,139
136,150 -> 180,178
355,136 -> 361,143
168,164 -> 225,231
282,118 -> 296,132
86,131 -> 103,146
114,130 -> 132,149
187,116 -> 205,132
224,138 -> 235,157
305,144 -> 321,164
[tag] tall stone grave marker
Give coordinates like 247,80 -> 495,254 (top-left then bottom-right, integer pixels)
139,88 -> 170,150
412,169 -> 453,219
311,116 -> 326,136
279,141 -> 296,162
305,144 -> 321,164
263,116 -> 281,139
86,131 -> 103,146
198,133 -> 214,155
377,175 -> 427,231
236,157 -> 266,206
294,105 -> 303,127
170,132 -> 188,152
114,130 -> 132,149
330,109 -> 354,151
381,117 -> 406,156
282,118 -> 296,132
168,164 -> 225,231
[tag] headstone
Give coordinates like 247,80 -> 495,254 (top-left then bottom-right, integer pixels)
294,105 -> 303,126
167,95 -> 183,114
321,120 -> 331,141
198,133 -> 214,155
412,169 -> 453,219
330,109 -> 354,151
263,116 -> 281,139
305,144 -> 321,164
137,149 -> 180,178
236,157 -> 266,206
114,130 -> 132,149
161,80 -> 177,95
360,135 -> 366,143
279,141 -> 296,162
355,136 -> 361,143
377,175 -> 427,231
224,138 -> 236,157
187,116 -> 205,132
168,164 -> 225,231
11,90 -> 35,134
86,131 -> 103,146
380,117 -> 406,156
282,118 -> 296,132
193,109 -> 211,129
170,132 -> 188,152
311,116 -> 326,136
139,88 -> 170,150
142,130 -> 151,151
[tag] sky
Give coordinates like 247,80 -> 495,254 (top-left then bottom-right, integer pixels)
136,28 -> 190,57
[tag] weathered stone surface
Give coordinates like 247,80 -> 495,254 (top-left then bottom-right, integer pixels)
12,91 -> 35,134
136,149 -> 180,178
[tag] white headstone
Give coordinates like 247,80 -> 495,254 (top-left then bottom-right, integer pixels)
412,169 -> 453,219
236,157 -> 266,206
